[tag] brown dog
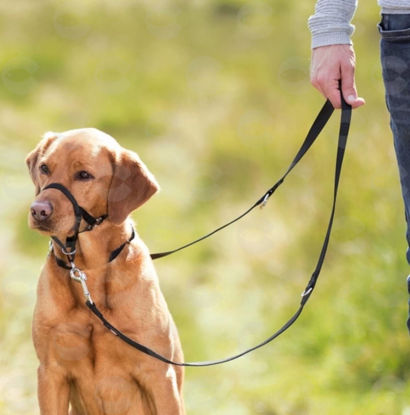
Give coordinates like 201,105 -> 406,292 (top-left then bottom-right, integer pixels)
26,129 -> 185,414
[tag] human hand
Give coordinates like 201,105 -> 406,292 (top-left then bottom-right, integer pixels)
310,44 -> 365,109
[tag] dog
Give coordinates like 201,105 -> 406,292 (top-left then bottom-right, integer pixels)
26,128 -> 185,414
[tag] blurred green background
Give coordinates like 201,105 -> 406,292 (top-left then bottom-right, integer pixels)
0,1 -> 409,414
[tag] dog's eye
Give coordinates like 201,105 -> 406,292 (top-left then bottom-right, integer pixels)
40,164 -> 50,175
75,170 -> 94,181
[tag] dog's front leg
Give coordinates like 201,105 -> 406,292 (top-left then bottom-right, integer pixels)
144,365 -> 185,415
37,365 -> 70,414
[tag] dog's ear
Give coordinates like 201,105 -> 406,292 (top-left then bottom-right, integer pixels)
25,132 -> 58,194
108,149 -> 159,224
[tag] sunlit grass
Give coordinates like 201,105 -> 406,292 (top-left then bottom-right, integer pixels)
0,1 -> 409,414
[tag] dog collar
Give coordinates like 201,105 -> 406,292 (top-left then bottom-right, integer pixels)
51,226 -> 135,270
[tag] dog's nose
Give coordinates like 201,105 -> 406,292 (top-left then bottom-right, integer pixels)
30,201 -> 53,221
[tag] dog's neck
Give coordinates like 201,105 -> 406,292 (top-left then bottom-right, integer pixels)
51,219 -> 135,271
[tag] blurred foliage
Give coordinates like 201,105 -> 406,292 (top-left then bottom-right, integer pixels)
0,1 -> 409,414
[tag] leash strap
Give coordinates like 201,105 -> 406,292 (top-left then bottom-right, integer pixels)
108,227 -> 136,262
150,99 -> 334,260
85,95 -> 352,367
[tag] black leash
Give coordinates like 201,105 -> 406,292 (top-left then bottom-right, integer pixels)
83,95 -> 351,367
45,93 -> 351,367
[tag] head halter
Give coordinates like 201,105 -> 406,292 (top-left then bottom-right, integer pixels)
43,182 -> 107,262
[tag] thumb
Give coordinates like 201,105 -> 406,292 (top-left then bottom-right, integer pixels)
340,63 -> 365,108
342,85 -> 365,108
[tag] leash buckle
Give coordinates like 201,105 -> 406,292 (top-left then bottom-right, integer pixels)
70,265 -> 93,305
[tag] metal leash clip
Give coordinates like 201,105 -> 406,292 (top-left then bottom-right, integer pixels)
70,263 -> 93,304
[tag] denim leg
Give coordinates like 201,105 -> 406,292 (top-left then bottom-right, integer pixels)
408,275 -> 410,331
379,14 -> 410,332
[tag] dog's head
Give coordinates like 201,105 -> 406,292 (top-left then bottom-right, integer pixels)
26,128 -> 159,236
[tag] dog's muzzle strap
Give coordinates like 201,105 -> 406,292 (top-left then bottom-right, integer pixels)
43,182 -> 107,260
43,182 -> 106,229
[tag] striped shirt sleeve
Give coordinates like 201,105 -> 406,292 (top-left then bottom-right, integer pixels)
308,0 -> 358,48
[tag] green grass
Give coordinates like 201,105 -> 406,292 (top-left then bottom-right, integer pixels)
0,1 -> 409,414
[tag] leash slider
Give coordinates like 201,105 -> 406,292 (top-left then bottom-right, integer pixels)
301,287 -> 313,297
260,193 -> 270,209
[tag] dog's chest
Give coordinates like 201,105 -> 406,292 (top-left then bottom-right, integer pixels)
36,261 -> 160,370
49,305 -> 140,371
49,309 -> 154,413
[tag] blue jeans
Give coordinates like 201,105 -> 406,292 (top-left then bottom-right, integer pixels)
379,14 -> 410,331
379,14 -> 410,332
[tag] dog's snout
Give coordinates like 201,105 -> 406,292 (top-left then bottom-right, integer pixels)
30,200 -> 53,222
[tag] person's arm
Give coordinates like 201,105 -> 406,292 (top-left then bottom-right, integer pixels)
308,0 -> 365,108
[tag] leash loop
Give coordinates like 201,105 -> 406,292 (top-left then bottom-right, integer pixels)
84,92 -> 352,367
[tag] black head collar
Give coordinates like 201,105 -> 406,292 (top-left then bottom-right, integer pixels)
43,182 -> 107,262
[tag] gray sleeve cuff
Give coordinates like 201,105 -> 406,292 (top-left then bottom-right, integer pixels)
311,31 -> 353,48
308,0 -> 357,49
